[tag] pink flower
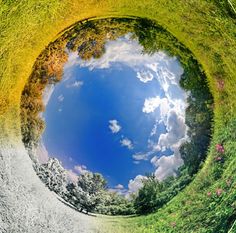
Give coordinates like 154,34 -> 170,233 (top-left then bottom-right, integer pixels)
216,144 -> 225,153
215,156 -> 222,161
216,188 -> 223,196
207,192 -> 212,197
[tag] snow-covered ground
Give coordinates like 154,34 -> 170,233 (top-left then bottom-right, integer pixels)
0,141 -> 101,233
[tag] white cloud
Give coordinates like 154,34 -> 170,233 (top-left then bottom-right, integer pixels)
67,170 -> 78,184
63,34 -> 189,181
58,94 -> 64,102
150,109 -> 189,181
150,122 -> 158,137
109,184 -> 127,196
109,119 -> 121,133
36,142 -> 49,164
132,153 -> 149,161
128,175 -> 147,194
120,138 -> 133,150
74,165 -> 89,174
64,36 -> 184,85
115,184 -> 124,189
66,80 -> 83,88
157,110 -> 187,150
151,150 -> 183,181
143,96 -> 170,117
136,70 -> 154,83
133,161 -> 140,165
42,84 -> 55,106
142,96 -> 161,113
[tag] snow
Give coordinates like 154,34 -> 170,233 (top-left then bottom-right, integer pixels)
0,140 -> 101,232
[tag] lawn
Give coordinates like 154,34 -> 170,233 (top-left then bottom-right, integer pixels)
0,0 -> 235,232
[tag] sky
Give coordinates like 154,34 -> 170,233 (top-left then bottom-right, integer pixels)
40,34 -> 188,194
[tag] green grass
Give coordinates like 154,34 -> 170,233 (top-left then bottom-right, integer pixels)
0,0 -> 236,232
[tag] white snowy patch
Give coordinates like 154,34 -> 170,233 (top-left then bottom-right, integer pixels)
0,143 -> 99,232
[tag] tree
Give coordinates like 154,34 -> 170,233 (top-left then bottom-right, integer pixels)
37,158 -> 67,196
96,191 -> 136,215
134,169 -> 192,215
134,174 -> 164,214
68,172 -> 107,214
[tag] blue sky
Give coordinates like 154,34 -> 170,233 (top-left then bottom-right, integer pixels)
40,35 -> 188,193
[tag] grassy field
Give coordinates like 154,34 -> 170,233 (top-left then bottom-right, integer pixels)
0,0 -> 236,232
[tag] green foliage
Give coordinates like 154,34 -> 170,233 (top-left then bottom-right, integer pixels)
37,158 -> 67,195
10,1 -> 235,230
134,168 -> 192,215
66,172 -> 107,213
96,192 -> 136,215
179,59 -> 214,175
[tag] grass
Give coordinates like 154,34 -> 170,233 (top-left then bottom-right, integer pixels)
0,0 -> 236,232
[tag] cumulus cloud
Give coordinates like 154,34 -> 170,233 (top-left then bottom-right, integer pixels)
58,94 -> 64,102
132,153 -> 148,161
132,152 -> 153,161
66,80 -> 83,88
136,70 -> 154,83
157,110 -> 187,150
109,184 -> 127,196
74,165 -> 89,174
151,149 -> 183,181
150,109 -> 188,181
115,184 -> 124,189
128,175 -> 147,194
63,34 -> 189,181
64,35 -> 184,87
142,96 -> 161,113
120,138 -> 133,150
109,119 -> 121,133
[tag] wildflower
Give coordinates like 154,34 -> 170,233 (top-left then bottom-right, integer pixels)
216,188 -> 223,196
207,192 -> 212,197
215,156 -> 222,161
216,144 -> 225,153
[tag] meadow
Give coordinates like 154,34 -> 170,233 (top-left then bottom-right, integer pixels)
0,0 -> 236,232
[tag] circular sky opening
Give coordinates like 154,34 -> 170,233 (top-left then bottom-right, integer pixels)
21,18 -> 213,196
